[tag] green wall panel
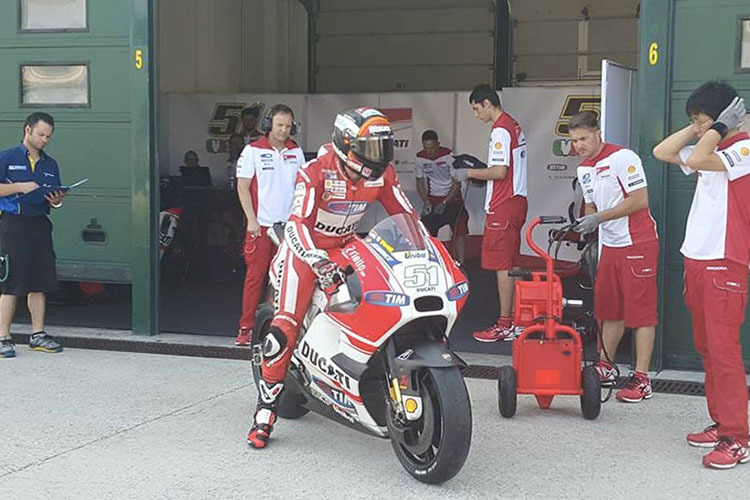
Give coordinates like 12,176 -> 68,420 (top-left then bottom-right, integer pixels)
661,268 -> 697,368
0,48 -> 131,116
0,1 -> 157,332
0,2 -> 137,285
653,0 -> 750,367
0,1 -> 129,43
50,197 -> 132,269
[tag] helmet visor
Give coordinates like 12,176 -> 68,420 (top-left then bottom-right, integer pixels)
351,135 -> 394,166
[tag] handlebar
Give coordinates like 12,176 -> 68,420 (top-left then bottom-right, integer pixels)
538,215 -> 567,225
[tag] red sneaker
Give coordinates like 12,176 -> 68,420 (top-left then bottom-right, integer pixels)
473,320 -> 516,343
593,360 -> 617,387
687,424 -> 720,448
235,327 -> 251,346
615,372 -> 652,403
702,437 -> 750,469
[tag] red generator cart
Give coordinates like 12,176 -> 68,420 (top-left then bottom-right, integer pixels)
497,216 -> 601,420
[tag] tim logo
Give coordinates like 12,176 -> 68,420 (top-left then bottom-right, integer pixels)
552,96 -> 601,157
327,201 -> 368,215
381,108 -> 412,148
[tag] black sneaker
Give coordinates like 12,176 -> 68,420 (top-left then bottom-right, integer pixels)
28,332 -> 62,353
1,336 -> 15,358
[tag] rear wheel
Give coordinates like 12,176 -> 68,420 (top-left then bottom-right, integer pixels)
580,365 -> 601,420
497,366 -> 517,418
387,367 -> 472,484
251,303 -> 309,420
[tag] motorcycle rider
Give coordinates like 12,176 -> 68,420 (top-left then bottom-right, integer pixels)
247,107 -> 417,449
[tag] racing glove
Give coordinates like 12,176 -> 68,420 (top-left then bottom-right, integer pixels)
573,213 -> 602,234
305,250 -> 340,289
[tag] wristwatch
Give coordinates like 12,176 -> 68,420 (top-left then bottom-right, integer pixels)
709,122 -> 729,139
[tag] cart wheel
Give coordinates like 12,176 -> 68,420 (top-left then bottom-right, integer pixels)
497,366 -> 517,418
580,365 -> 601,420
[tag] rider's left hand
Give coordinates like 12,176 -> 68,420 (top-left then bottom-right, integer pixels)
312,258 -> 340,289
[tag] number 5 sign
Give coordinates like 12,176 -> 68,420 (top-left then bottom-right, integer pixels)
134,49 -> 144,70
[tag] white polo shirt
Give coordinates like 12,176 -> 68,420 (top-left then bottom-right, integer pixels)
678,132 -> 750,266
576,143 -> 658,248
414,147 -> 456,197
236,136 -> 304,227
485,112 -> 527,213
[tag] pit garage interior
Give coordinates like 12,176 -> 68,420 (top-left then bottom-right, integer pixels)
3,0 -> 749,367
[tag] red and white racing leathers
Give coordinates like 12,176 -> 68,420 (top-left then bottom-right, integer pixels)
261,147 -> 415,382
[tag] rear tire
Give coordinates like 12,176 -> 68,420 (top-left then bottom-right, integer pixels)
251,302 -> 309,420
387,367 -> 472,484
580,365 -> 601,420
497,366 -> 517,418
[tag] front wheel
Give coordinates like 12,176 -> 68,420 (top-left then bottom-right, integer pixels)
387,367 -> 472,484
251,303 -> 309,420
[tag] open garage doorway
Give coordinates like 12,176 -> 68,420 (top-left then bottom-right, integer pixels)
156,0 -> 309,338
152,0 -> 640,364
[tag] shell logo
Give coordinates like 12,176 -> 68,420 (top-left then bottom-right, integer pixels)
627,165 -> 636,174
741,147 -> 749,157
494,142 -> 503,150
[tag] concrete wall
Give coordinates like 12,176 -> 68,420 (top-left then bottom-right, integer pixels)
158,0 -> 308,93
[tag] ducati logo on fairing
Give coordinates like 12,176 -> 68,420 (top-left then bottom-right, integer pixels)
301,341 -> 352,389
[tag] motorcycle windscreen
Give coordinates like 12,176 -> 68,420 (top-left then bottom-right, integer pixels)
365,214 -> 426,253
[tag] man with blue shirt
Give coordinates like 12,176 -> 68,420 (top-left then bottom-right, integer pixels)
0,112 -> 66,358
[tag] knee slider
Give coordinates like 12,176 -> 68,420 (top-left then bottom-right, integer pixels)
262,326 -> 288,363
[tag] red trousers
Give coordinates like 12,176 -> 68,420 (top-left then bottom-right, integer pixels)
684,257 -> 749,445
239,228 -> 274,330
262,243 -> 343,382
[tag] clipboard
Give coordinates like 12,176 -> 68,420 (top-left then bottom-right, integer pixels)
14,178 -> 89,205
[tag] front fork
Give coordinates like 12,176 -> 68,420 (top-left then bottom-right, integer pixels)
384,342 -> 425,422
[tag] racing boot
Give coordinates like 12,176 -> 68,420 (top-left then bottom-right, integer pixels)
247,379 -> 284,449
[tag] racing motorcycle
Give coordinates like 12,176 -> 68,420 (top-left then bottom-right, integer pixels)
251,214 -> 472,484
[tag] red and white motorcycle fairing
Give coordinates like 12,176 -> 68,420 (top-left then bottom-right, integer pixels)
268,214 -> 469,435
